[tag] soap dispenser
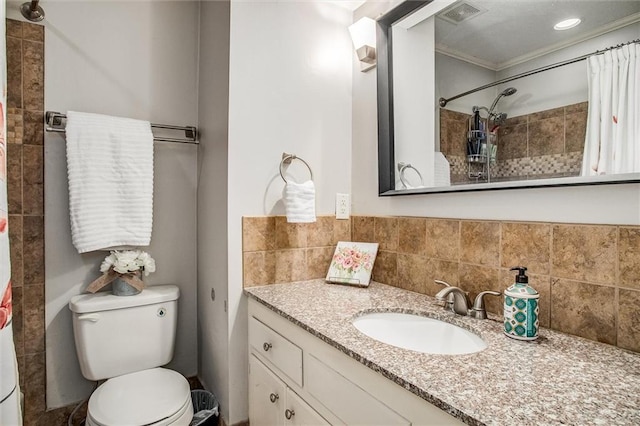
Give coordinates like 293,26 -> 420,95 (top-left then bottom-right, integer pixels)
504,267 -> 539,340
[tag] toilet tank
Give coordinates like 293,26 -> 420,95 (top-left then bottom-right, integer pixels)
69,285 -> 179,381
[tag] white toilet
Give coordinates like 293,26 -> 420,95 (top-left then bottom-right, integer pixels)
69,285 -> 194,426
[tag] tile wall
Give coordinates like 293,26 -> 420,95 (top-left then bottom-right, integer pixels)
5,18 -> 56,425
440,102 -> 587,183
243,215 -> 640,353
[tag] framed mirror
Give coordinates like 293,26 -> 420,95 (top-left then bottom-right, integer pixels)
377,0 -> 640,195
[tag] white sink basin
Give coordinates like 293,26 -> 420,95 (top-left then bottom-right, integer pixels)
352,312 -> 487,355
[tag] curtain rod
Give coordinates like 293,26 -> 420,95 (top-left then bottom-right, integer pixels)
45,111 -> 199,145
439,38 -> 640,108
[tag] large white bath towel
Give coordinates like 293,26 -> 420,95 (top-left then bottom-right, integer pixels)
66,111 -> 154,253
284,180 -> 316,223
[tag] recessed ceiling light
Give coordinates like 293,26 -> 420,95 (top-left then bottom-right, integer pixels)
554,18 -> 581,31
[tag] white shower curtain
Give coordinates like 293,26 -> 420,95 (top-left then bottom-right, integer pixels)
582,43 -> 640,176
0,1 -> 23,424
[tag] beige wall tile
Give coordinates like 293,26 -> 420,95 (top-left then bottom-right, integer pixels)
425,219 -> 459,261
397,253 -> 427,294
7,143 -> 22,214
23,40 -> 45,111
23,110 -> 43,145
501,222 -> 551,275
528,116 -> 564,157
22,144 -> 44,215
332,218 -> 351,244
351,216 -> 374,242
307,216 -> 334,247
22,22 -> 44,43
498,123 -> 528,160
7,108 -> 23,144
306,247 -> 334,280
552,225 -> 617,285
242,217 -> 276,252
9,215 -> 23,288
550,279 -> 616,345
372,250 -> 397,286
424,258 -> 459,297
243,251 -> 275,287
24,352 -> 46,425
275,249 -> 306,283
459,263 -> 501,315
619,227 -> 640,290
23,215 -> 44,285
618,289 -> 640,352
275,217 -> 307,249
374,217 -> 398,251
12,286 -> 23,357
23,283 -> 44,354
565,110 -> 587,153
460,221 -> 500,267
7,36 -> 22,108
7,19 -> 22,38
398,217 -> 426,255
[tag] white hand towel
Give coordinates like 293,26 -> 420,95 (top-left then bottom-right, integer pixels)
434,152 -> 451,187
65,111 -> 154,253
284,180 -> 316,223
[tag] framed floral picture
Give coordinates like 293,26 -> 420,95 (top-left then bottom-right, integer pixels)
326,242 -> 379,287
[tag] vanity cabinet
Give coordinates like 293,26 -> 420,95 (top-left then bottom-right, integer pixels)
248,299 -> 463,426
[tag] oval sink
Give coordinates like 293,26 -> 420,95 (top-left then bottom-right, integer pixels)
352,312 -> 486,355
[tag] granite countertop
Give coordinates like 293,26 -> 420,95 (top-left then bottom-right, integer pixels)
245,280 -> 640,426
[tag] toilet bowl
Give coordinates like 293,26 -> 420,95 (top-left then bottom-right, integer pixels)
86,368 -> 193,426
70,285 -> 193,426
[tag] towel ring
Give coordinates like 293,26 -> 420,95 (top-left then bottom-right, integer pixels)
279,152 -> 313,184
398,162 -> 424,189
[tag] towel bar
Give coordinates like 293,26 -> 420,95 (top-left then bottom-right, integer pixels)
279,153 -> 313,184
45,111 -> 198,144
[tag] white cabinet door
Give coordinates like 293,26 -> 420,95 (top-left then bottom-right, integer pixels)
250,355 -> 287,426
285,389 -> 330,426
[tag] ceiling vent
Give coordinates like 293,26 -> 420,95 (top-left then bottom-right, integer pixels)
438,1 -> 487,25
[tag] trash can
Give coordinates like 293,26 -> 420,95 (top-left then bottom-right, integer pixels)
190,390 -> 219,426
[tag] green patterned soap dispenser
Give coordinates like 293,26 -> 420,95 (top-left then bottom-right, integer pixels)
504,267 -> 539,340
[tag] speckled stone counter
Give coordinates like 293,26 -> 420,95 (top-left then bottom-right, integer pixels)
245,280 -> 640,426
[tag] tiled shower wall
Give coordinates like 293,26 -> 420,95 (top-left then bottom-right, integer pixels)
440,102 -> 587,183
242,215 -> 640,353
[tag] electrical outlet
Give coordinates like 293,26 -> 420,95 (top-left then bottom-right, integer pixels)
336,193 -> 350,219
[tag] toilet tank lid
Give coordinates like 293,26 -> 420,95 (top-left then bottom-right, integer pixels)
69,285 -> 180,313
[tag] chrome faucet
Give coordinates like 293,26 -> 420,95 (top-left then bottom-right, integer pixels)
434,280 -> 501,319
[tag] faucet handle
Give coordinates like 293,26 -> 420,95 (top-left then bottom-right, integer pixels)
471,291 -> 501,319
434,280 -> 452,288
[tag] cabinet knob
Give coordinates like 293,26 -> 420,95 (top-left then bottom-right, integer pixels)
285,409 -> 295,420
269,393 -> 279,403
263,342 -> 272,351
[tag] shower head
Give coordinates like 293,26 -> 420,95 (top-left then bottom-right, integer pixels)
488,87 -> 517,117
21,0 -> 45,22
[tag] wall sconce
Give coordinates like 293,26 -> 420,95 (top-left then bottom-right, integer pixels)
348,17 -> 376,72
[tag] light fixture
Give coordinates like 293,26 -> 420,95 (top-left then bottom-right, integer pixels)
348,17 -> 376,72
554,18 -> 581,31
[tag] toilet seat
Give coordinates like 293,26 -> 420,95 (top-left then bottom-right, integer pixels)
87,368 -> 193,426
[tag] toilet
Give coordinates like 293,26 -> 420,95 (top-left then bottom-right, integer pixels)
69,285 -> 194,426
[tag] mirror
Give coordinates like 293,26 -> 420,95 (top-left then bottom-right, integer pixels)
377,0 -> 640,195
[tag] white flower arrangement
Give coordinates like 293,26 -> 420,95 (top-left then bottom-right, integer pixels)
100,250 -> 156,276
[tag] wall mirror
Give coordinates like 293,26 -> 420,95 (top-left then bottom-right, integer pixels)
377,0 -> 640,195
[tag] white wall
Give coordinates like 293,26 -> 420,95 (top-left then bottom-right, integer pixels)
12,0 -> 202,408
226,1 -> 353,423
196,0 -> 231,422
353,2 -> 640,225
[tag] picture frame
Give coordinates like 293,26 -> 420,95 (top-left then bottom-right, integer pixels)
326,241 -> 379,287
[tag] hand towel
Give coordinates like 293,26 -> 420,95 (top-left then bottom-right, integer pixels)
434,152 -> 451,187
65,111 -> 154,253
284,180 -> 316,223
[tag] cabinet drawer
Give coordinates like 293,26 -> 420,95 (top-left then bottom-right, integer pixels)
306,354 -> 410,426
249,316 -> 303,386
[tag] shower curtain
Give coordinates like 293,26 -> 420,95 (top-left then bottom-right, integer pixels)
582,43 -> 640,176
0,2 -> 23,424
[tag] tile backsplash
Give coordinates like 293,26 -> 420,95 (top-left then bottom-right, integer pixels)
440,102 -> 587,183
242,215 -> 640,353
